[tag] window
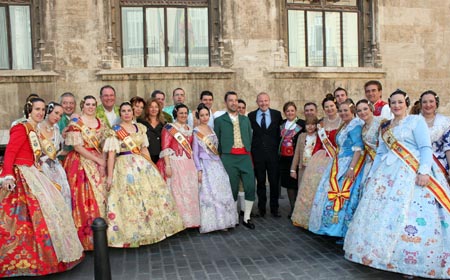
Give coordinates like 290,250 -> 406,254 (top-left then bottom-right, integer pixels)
121,1 -> 209,67
0,3 -> 32,70
287,0 -> 359,67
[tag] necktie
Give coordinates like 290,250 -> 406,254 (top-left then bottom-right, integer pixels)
261,112 -> 266,129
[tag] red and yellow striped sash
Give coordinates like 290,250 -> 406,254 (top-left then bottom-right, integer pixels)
327,149 -> 365,223
381,121 -> 450,214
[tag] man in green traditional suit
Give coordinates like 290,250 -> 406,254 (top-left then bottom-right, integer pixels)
57,92 -> 77,160
96,85 -> 119,128
214,91 -> 256,230
57,92 -> 77,131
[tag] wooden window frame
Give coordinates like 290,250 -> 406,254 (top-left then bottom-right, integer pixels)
0,1 -> 34,70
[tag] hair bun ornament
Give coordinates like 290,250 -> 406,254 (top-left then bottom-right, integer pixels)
325,93 -> 334,99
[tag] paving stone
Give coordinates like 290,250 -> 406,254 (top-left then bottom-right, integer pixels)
33,188 -> 416,280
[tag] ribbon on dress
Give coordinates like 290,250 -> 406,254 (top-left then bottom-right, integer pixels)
165,124 -> 192,157
70,117 -> 101,153
24,122 -> 62,191
433,155 -> 449,177
317,126 -> 337,158
364,142 -> 376,161
195,131 -> 219,155
112,124 -> 152,163
38,132 -> 57,161
327,149 -> 365,224
381,120 -> 450,214
23,122 -> 42,164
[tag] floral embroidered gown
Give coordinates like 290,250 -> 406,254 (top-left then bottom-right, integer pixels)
158,123 -> 200,228
37,122 -> 72,209
344,115 -> 450,278
63,118 -> 107,250
291,121 -> 339,229
103,123 -> 185,247
0,123 -> 83,277
192,128 -> 237,233
308,118 -> 364,237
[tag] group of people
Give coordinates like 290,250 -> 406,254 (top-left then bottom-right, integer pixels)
288,82 -> 450,279
0,81 -> 449,279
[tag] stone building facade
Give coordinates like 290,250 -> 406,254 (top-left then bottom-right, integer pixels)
0,0 -> 449,130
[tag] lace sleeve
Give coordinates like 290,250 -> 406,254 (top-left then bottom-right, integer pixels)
65,130 -> 84,146
103,136 -> 121,153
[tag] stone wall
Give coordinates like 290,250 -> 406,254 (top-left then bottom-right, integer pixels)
0,0 -> 449,130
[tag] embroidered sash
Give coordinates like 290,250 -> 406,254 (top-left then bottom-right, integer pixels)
317,127 -> 337,158
381,120 -> 450,214
71,118 -> 101,153
112,124 -> 151,162
23,122 -> 42,163
327,149 -> 365,223
364,142 -> 376,161
195,131 -> 219,155
24,123 -> 62,191
433,155 -> 449,176
39,132 -> 57,161
165,124 -> 192,157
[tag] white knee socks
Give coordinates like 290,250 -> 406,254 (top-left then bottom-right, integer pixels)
244,200 -> 254,222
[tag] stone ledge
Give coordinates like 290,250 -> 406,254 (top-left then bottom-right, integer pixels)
0,70 -> 59,83
267,67 -> 386,79
97,67 -> 235,81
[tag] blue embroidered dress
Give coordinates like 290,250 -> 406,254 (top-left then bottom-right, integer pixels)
426,113 -> 450,171
308,118 -> 364,237
344,115 -> 450,279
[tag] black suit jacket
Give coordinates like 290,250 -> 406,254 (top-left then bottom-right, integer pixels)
248,108 -> 282,160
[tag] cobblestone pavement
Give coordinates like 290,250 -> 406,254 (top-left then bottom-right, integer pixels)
29,190 -> 421,280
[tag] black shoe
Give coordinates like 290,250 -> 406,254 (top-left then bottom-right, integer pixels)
242,220 -> 255,229
257,208 -> 266,218
271,212 -> 281,218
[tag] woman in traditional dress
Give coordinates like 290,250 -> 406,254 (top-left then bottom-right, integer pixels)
344,90 -> 450,279
63,95 -> 108,250
103,102 -> 184,247
419,90 -> 450,178
291,94 -> 341,229
138,98 -> 165,164
278,101 -> 305,217
355,99 -> 383,195
158,103 -> 200,228
309,99 -> 364,239
290,116 -> 320,216
0,98 -> 83,277
37,102 -> 72,209
192,103 -> 237,233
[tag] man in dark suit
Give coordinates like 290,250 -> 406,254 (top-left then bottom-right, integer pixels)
248,92 -> 282,218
